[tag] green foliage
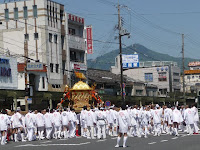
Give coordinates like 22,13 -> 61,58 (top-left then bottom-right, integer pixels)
87,44 -> 196,71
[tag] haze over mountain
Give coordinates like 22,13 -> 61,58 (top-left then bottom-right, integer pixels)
87,44 -> 197,71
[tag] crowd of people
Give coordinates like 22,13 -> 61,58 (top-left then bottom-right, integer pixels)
0,103 -> 199,148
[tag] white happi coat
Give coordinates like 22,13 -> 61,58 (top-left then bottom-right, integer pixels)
117,110 -> 130,134
184,108 -> 195,125
53,112 -> 62,127
151,109 -> 162,124
191,106 -> 199,122
25,113 -> 36,128
44,113 -> 53,128
86,110 -> 96,127
172,108 -> 183,123
36,113 -> 45,127
0,114 -> 11,131
141,110 -> 151,126
61,111 -> 69,126
80,110 -> 87,127
164,108 -> 173,124
11,112 -> 23,128
130,108 -> 139,126
96,110 -> 106,126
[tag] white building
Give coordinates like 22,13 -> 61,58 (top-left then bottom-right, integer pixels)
111,55 -> 181,97
0,0 -> 87,93
184,61 -> 200,93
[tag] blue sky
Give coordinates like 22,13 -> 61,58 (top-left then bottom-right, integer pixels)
55,0 -> 200,60
2,0 -> 200,60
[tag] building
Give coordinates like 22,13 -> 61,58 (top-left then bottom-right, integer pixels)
184,61 -> 200,93
87,68 -> 158,106
0,0 -> 87,110
111,55 -> 181,97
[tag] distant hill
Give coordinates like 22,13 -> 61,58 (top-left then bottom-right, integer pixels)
87,44 -> 197,71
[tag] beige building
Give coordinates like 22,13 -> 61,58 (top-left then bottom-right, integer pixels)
0,0 -> 87,93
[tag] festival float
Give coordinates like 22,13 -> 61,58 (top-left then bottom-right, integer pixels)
58,72 -> 103,112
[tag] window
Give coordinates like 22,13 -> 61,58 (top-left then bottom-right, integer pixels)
34,33 -> 38,40
52,84 -> 61,88
173,79 -> 180,82
159,88 -> 167,95
50,63 -> 53,72
173,72 -> 179,76
54,34 -> 57,43
49,33 -> 52,42
145,73 -> 153,82
24,34 -> 29,41
60,10 -> 64,21
23,6 -> 28,19
47,5 -> 49,20
14,8 -> 18,20
5,9 -> 9,21
61,35 -> 64,49
158,72 -> 167,81
42,77 -> 45,89
55,8 -> 57,22
33,5 -> 37,18
136,90 -> 143,96
68,28 -> 76,35
56,64 -> 59,73
70,51 -> 85,63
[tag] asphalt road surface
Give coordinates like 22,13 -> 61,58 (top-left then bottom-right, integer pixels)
2,133 -> 200,150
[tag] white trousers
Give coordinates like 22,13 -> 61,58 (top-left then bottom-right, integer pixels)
87,126 -> 95,139
46,127 -> 53,139
27,128 -> 34,141
97,125 -> 106,139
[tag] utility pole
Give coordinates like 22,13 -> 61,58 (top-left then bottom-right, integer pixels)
117,3 -> 130,105
182,34 -> 186,105
24,9 -> 29,111
118,4 -> 124,105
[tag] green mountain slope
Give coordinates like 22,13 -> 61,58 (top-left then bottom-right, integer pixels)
87,44 -> 197,71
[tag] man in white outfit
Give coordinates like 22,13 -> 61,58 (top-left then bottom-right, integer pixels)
184,105 -> 195,135
25,110 -> 36,141
115,105 -> 130,148
151,105 -> 162,136
191,103 -> 199,134
80,106 -> 88,137
86,107 -> 96,139
53,110 -> 62,139
36,110 -> 45,140
61,108 -> 69,139
44,109 -> 53,139
0,109 -> 11,145
96,108 -> 107,139
172,106 -> 183,136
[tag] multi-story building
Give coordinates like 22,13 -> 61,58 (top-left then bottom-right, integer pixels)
0,0 -> 87,91
184,61 -> 200,93
0,0 -> 87,109
111,55 -> 181,97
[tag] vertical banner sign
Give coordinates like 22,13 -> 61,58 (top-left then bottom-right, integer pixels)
87,26 -> 93,54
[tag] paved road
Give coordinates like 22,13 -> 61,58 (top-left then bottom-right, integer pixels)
2,133 -> 200,150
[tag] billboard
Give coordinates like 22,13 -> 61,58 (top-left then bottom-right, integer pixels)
188,61 -> 200,67
86,26 -> 93,54
122,54 -> 139,68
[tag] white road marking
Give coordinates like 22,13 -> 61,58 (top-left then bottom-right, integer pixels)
111,137 -> 117,140
181,135 -> 187,137
171,137 -> 178,140
96,139 -> 107,142
15,142 -> 91,147
148,142 -> 156,145
40,141 -> 52,144
160,140 -> 168,142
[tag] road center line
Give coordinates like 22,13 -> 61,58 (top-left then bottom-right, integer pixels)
15,142 -> 91,147
96,139 -> 107,142
148,142 -> 156,145
40,141 -> 52,143
160,140 -> 168,142
171,137 -> 178,140
111,137 -> 117,139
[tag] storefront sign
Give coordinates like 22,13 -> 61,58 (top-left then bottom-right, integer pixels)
27,63 -> 43,70
188,61 -> 200,67
87,26 -> 93,54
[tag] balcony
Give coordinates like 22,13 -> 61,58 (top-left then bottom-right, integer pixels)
68,35 -> 85,51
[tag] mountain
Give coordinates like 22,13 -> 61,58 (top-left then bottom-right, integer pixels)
87,44 -> 197,71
